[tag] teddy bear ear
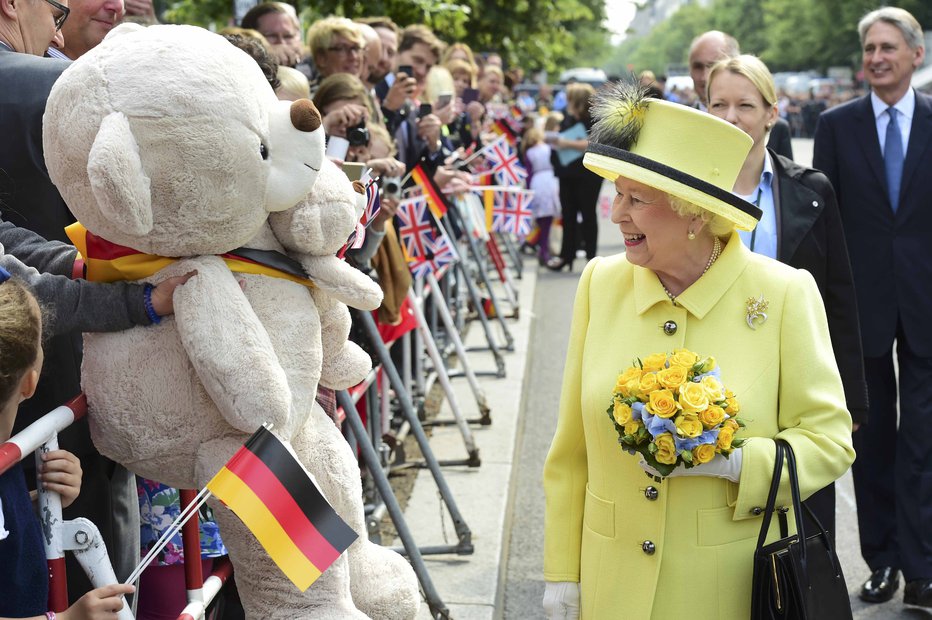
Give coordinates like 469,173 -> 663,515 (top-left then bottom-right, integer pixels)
87,112 -> 153,236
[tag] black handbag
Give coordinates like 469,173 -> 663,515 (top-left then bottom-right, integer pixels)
750,439 -> 852,619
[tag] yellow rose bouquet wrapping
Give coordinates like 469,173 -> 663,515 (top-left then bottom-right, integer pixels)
607,349 -> 745,477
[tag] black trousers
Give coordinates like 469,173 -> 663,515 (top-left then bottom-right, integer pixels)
558,173 -> 602,263
853,326 -> 932,580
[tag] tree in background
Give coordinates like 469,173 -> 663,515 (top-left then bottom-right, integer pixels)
161,0 -> 610,76
610,0 -> 932,77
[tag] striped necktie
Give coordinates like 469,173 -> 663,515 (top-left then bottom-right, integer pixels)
884,107 -> 904,213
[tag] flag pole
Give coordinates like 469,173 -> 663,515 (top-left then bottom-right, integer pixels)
124,487 -> 213,587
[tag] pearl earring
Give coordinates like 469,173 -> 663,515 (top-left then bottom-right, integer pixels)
688,232 -> 696,240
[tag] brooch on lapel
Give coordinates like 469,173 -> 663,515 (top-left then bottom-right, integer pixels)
746,295 -> 769,330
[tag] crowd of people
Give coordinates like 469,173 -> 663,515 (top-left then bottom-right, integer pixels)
1,0 -> 930,617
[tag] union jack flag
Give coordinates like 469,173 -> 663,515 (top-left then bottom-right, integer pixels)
359,173 -> 381,228
482,136 -> 527,186
396,196 -> 435,261
409,231 -> 456,280
491,189 -> 535,236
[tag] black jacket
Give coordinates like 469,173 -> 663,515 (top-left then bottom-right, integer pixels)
771,150 -> 868,424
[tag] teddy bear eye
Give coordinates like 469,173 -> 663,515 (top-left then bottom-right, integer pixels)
259,143 -> 269,160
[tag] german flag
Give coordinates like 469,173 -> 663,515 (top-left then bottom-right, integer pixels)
65,223 -> 315,289
491,118 -> 518,146
409,163 -> 448,219
206,426 -> 357,591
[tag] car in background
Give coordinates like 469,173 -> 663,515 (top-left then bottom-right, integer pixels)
558,67 -> 608,87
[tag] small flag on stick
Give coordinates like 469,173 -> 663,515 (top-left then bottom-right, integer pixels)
206,426 -> 357,591
409,163 -> 449,219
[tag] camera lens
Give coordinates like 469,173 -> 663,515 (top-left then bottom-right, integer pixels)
346,122 -> 369,147
383,180 -> 400,195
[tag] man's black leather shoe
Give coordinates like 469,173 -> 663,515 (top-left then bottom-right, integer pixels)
859,567 -> 900,603
904,579 -> 932,608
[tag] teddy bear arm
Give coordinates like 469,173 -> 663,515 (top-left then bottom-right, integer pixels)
303,255 -> 383,311
173,257 -> 292,433
311,288 -> 372,389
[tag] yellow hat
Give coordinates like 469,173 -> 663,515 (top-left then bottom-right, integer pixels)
582,83 -> 760,231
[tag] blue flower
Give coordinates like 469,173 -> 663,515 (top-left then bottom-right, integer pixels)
632,401 -> 645,421
693,366 -> 722,382
645,413 -> 676,438
674,435 -> 701,451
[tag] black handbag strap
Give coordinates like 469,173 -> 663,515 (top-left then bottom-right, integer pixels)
754,440 -> 842,570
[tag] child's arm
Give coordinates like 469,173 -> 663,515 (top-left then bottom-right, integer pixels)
0,584 -> 135,620
37,450 -> 82,509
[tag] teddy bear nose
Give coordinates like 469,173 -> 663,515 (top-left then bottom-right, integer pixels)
290,99 -> 322,132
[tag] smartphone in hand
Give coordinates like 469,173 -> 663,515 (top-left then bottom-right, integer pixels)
462,87 -> 480,104
418,103 -> 433,118
435,93 -> 453,109
397,65 -> 414,78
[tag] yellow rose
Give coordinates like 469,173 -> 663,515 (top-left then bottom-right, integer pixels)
700,376 -> 725,402
654,433 -> 678,465
717,426 -> 735,451
678,382 -> 710,414
696,356 -> 717,374
647,389 -> 679,418
657,365 -> 688,389
613,399 -> 633,426
624,419 -> 642,437
723,418 -> 740,431
641,353 -> 668,372
699,405 -> 727,428
615,367 -> 642,396
675,414 -> 703,438
722,389 -> 741,414
693,443 -> 716,464
671,349 -> 699,368
639,372 -> 660,394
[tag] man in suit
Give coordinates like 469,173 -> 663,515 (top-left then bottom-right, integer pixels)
688,30 -> 794,160
0,0 -> 141,598
813,7 -> 932,609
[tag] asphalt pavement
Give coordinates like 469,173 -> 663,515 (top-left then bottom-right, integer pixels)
397,139 -> 928,619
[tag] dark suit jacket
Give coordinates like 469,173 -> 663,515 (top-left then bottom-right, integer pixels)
767,118 -> 794,160
813,91 -> 932,358
0,49 -> 90,453
771,151 -> 869,423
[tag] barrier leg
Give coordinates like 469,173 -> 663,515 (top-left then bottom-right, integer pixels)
179,489 -> 204,606
497,230 -> 524,279
443,208 -> 514,351
426,272 -> 491,424
337,391 -> 452,619
407,289 -> 481,461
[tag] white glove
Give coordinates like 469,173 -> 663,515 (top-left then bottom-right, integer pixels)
638,448 -> 743,483
542,581 -> 580,620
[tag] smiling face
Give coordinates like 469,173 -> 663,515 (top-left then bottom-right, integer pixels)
707,71 -> 777,149
60,0 -> 124,59
862,20 -> 924,104
396,42 -> 436,95
612,176 -> 695,274
315,33 -> 364,78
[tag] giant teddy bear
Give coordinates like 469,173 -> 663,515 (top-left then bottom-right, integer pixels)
43,24 -> 418,619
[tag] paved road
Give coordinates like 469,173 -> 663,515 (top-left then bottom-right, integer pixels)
501,139 -> 927,618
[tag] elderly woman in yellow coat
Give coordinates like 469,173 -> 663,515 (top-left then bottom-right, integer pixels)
542,83 -> 855,619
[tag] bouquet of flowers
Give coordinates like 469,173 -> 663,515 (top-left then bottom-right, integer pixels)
608,349 -> 745,477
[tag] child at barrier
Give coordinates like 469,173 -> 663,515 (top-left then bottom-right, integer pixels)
0,269 -> 135,619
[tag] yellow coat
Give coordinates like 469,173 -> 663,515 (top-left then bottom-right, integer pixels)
543,233 -> 855,619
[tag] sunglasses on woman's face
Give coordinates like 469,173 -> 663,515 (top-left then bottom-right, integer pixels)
43,0 -> 70,31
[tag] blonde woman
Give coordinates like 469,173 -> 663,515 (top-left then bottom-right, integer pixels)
707,54 -> 866,540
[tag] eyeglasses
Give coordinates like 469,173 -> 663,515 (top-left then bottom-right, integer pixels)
44,0 -> 70,31
326,44 -> 364,56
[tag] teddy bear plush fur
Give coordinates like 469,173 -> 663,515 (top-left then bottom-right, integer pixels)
269,159 -> 421,618
43,24 -> 417,618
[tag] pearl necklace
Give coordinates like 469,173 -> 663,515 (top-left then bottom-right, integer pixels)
661,236 -> 722,304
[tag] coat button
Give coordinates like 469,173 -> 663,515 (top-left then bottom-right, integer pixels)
642,540 -> 656,555
644,486 -> 659,501
663,321 -> 677,335
751,507 -> 763,515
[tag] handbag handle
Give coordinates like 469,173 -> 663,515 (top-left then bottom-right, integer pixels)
754,440 -> 843,575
